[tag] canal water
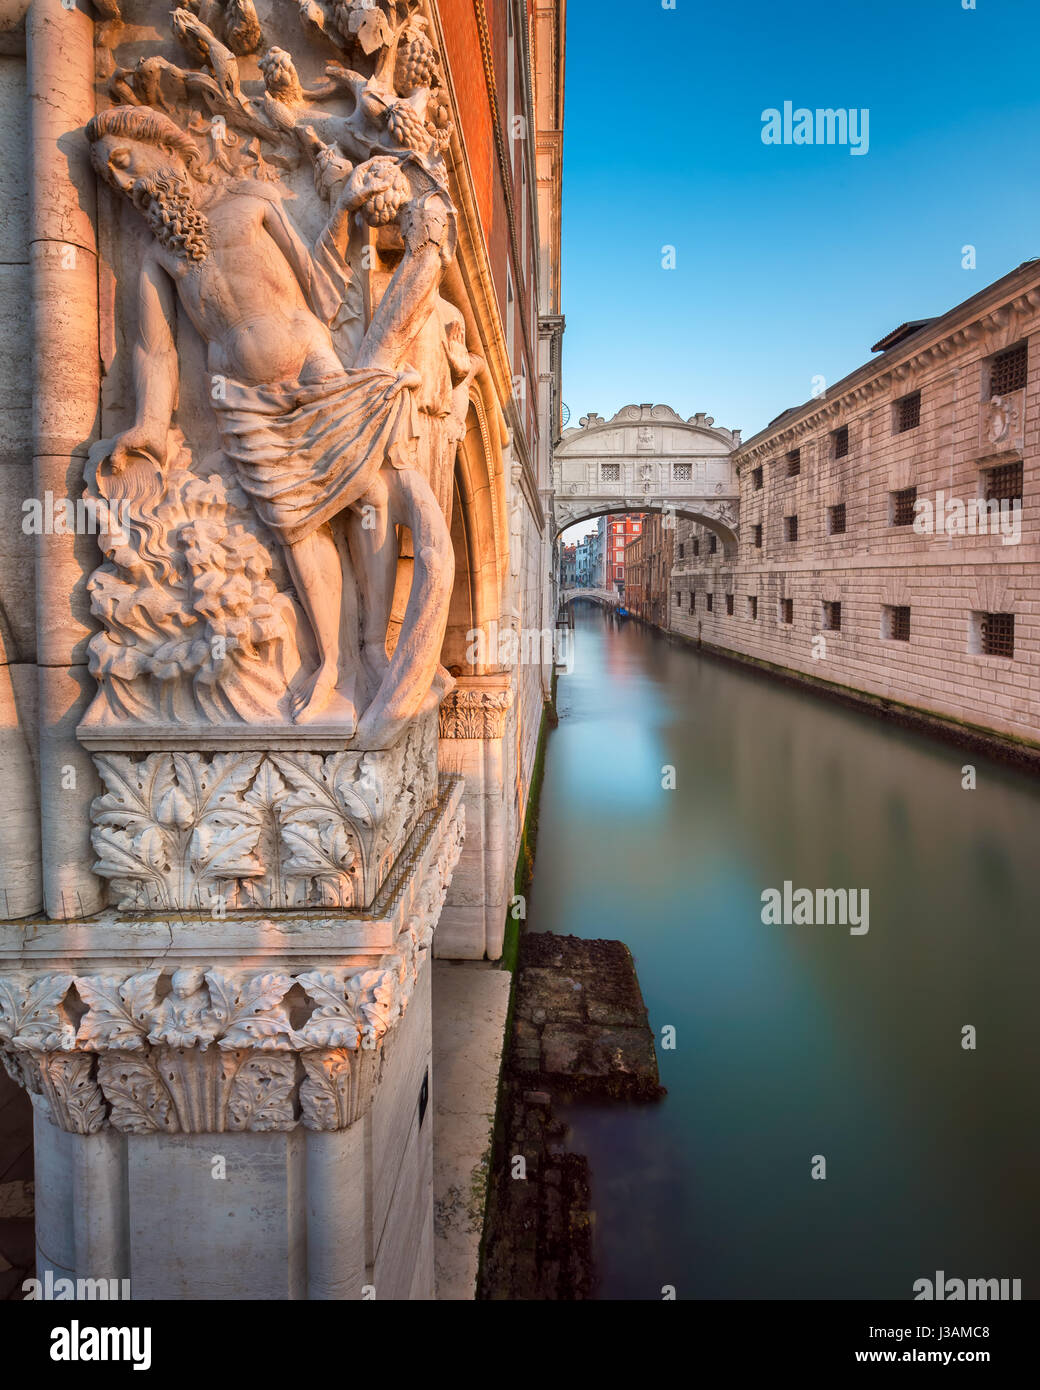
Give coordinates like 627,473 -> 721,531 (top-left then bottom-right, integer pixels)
526,601 -> 1040,1300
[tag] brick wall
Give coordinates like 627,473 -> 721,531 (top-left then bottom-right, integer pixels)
666,267 -> 1040,746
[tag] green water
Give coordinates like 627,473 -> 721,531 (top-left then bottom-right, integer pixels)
526,601 -> 1040,1300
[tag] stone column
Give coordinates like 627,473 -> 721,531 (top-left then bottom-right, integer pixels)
27,0 -> 104,919
437,674 -> 514,959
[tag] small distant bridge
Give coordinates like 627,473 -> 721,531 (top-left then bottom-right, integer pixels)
560,587 -> 619,608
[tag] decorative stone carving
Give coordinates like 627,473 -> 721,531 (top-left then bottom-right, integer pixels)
0,800 -> 463,1134
83,0 -> 474,748
438,686 -> 514,739
980,393 -> 1023,453
88,712 -> 437,910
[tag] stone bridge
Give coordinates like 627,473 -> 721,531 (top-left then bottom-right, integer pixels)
560,587 -> 619,607
552,403 -> 741,552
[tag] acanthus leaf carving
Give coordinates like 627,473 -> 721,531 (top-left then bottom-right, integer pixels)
88,735 -> 435,911
75,969 -> 162,1051
205,969 -> 301,1050
97,1052 -> 176,1134
0,973 -> 77,1052
31,1053 -> 107,1136
225,1051 -> 298,1131
294,971 -> 362,1048
298,1047 -> 379,1131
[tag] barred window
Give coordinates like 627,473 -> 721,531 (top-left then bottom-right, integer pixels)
822,601 -> 842,632
786,449 -> 801,477
601,463 -> 620,482
706,593 -> 714,612
708,533 -> 718,554
979,611 -> 1014,658
784,514 -> 799,542
896,391 -> 921,432
984,461 -> 1023,504
833,425 -> 849,459
753,523 -> 763,549
752,466 -> 763,491
890,487 -> 917,526
884,605 -> 911,641
675,591 -> 682,609
828,503 -> 847,535
678,542 -> 685,558
989,342 -> 1027,397
748,595 -> 758,620
780,597 -> 793,625
690,591 -> 696,611
674,463 -> 692,481
692,538 -> 700,557
726,593 -> 734,615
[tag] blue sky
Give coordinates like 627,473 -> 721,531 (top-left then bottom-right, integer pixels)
560,0 -> 1040,444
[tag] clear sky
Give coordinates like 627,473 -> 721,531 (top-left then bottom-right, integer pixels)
560,0 -> 1040,444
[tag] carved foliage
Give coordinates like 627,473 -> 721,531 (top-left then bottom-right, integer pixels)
90,723 -> 437,910
438,689 -> 513,739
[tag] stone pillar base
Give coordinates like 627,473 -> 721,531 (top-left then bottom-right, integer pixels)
2,780 -> 462,1299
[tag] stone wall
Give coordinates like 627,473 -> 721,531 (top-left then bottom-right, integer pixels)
668,263 -> 1040,747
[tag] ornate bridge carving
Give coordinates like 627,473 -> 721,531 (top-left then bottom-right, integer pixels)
552,403 -> 741,548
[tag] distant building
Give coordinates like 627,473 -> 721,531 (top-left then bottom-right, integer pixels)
575,533 -> 595,586
600,514 -> 644,595
560,542 -> 578,587
626,512 -> 673,624
667,260 -> 1040,747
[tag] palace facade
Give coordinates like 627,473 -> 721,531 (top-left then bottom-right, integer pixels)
653,261 -> 1040,749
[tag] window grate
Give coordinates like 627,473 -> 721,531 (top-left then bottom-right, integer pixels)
748,596 -> 758,620
752,466 -> 763,491
784,514 -> 799,542
690,591 -> 696,610
828,502 -> 846,535
891,487 -> 917,526
780,597 -> 793,625
725,593 -> 734,615
896,391 -> 921,432
980,611 -> 1014,657
674,463 -> 692,481
833,425 -> 849,459
984,461 -> 1023,503
990,343 -> 1027,397
692,538 -> 700,557
753,523 -> 763,549
706,593 -> 713,612
786,449 -> 801,477
708,533 -> 717,554
886,606 -> 911,641
822,601 -> 842,632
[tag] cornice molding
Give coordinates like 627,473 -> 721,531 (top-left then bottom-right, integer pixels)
737,265 -> 1040,463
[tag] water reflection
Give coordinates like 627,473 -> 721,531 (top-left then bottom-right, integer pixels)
527,603 -> 1040,1300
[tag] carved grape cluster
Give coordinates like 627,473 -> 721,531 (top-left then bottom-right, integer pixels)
394,18 -> 438,93
361,162 -> 413,224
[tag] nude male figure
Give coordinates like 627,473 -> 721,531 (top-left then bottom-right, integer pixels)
88,106 -> 454,738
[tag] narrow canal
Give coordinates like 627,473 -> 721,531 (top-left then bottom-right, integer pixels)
526,601 -> 1040,1300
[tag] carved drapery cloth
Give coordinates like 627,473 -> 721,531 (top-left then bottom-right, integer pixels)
82,0 -> 474,735
0,808 -> 463,1135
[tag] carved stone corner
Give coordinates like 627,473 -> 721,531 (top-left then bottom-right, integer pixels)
439,676 -> 515,739
0,792 -> 465,1136
86,712 -> 439,913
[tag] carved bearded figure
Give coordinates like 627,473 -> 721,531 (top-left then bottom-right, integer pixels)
87,101 -> 456,743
